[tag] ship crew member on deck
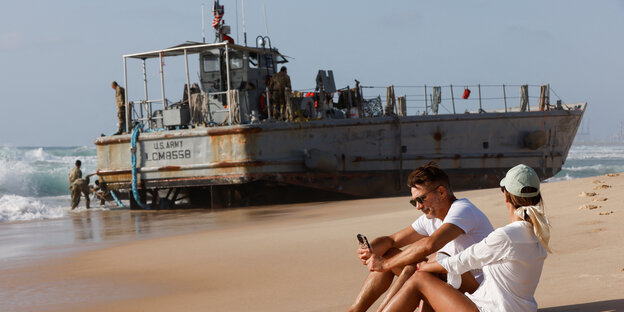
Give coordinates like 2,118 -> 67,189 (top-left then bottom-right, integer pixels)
69,160 -> 92,209
269,66 -> 291,120
111,81 -> 126,135
347,162 -> 494,312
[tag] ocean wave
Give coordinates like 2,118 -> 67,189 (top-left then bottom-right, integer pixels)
544,173 -> 574,183
0,194 -> 67,223
564,164 -> 608,172
566,145 -> 624,160
0,146 -> 97,197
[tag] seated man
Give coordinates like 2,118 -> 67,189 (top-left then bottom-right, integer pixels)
347,162 -> 494,312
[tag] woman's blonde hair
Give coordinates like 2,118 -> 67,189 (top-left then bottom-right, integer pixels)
503,186 -> 543,220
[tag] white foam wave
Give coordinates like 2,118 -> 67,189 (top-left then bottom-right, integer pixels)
0,194 -> 67,223
0,146 -> 97,197
564,164 -> 607,172
567,153 -> 624,161
567,144 -> 624,160
545,173 -> 574,183
0,157 -> 35,196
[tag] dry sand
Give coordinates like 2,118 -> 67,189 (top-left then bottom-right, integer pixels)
3,174 -> 624,311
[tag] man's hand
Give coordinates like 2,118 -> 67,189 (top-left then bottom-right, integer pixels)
357,245 -> 372,264
365,254 -> 389,272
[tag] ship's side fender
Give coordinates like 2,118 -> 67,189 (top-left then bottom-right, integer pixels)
523,130 -> 547,150
304,149 -> 338,172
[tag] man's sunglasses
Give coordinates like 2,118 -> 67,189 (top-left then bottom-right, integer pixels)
409,185 -> 441,207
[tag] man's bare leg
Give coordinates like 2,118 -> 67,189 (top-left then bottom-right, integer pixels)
348,248 -> 403,312
347,270 -> 395,312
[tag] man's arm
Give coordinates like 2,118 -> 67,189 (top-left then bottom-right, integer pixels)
367,223 -> 464,272
358,226 -> 425,263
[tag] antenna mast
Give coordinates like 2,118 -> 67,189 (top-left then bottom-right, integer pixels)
235,0 -> 239,43
242,0 -> 247,46
263,0 -> 270,38
201,4 -> 205,43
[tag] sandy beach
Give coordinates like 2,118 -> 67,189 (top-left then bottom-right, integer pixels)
2,173 -> 623,311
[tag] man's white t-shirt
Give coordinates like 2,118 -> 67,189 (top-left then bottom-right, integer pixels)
411,198 -> 494,280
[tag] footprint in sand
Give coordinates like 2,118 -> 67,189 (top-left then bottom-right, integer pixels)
606,173 -> 620,177
593,184 -> 611,190
592,180 -> 605,184
579,204 -> 600,210
592,197 -> 608,202
598,211 -> 614,216
579,192 -> 597,197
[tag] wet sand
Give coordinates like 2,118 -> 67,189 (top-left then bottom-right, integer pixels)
2,174 -> 624,311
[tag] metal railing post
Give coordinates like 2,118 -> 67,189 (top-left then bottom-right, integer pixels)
478,84 -> 482,112
142,59 -> 149,128
424,84 -> 428,115
159,51 -> 167,109
123,57 -> 129,133
503,84 -> 507,112
266,86 -> 272,120
450,84 -> 456,114
225,45 -> 232,125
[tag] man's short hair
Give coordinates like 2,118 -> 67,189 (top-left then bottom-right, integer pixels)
407,162 -> 451,190
111,81 -> 118,88
75,160 -> 82,166
280,66 -> 287,73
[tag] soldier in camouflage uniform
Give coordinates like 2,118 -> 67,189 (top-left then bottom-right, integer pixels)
69,160 -> 90,209
269,67 -> 292,120
111,81 -> 126,135
93,180 -> 110,206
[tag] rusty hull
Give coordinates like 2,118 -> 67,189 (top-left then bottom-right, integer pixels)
95,103 -> 585,197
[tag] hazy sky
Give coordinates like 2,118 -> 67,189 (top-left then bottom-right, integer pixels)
1,0 -> 623,146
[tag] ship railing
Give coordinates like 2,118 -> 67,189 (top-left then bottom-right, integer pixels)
129,98 -> 169,130
127,88 -> 250,130
357,83 -> 572,117
201,89 -> 250,126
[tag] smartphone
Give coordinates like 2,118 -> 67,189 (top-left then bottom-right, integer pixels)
357,234 -> 371,250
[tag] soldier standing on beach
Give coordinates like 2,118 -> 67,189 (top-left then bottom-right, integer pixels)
111,81 -> 126,135
269,66 -> 291,120
69,160 -> 91,209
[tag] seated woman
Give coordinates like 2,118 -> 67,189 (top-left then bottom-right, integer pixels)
381,164 -> 551,312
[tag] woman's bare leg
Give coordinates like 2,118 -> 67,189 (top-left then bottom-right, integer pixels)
376,265 -> 417,312
381,271 -> 479,312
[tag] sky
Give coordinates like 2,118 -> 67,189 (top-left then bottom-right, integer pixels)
1,0 -> 623,146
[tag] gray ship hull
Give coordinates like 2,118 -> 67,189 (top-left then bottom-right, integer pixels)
95,103 -> 585,203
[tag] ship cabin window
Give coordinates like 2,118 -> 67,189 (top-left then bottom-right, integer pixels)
248,52 -> 275,70
229,51 -> 244,70
248,52 -> 259,69
202,54 -> 220,72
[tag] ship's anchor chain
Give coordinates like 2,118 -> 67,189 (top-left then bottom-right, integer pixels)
131,124 -> 151,209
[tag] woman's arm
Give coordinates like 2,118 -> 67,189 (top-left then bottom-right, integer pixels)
440,228 -> 511,276
417,260 -> 447,274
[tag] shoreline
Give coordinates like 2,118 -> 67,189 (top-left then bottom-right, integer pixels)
1,173 -> 623,311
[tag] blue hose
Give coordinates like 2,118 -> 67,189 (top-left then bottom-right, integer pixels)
109,190 -> 125,208
131,124 -> 150,209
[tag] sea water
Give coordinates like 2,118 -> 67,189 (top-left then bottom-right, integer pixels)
1,143 -> 623,224
545,143 -> 624,182
0,145 -> 99,223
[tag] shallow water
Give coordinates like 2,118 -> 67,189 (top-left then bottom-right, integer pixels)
0,205 -> 301,270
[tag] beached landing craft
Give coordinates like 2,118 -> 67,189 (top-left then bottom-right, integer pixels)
94,1 -> 585,208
